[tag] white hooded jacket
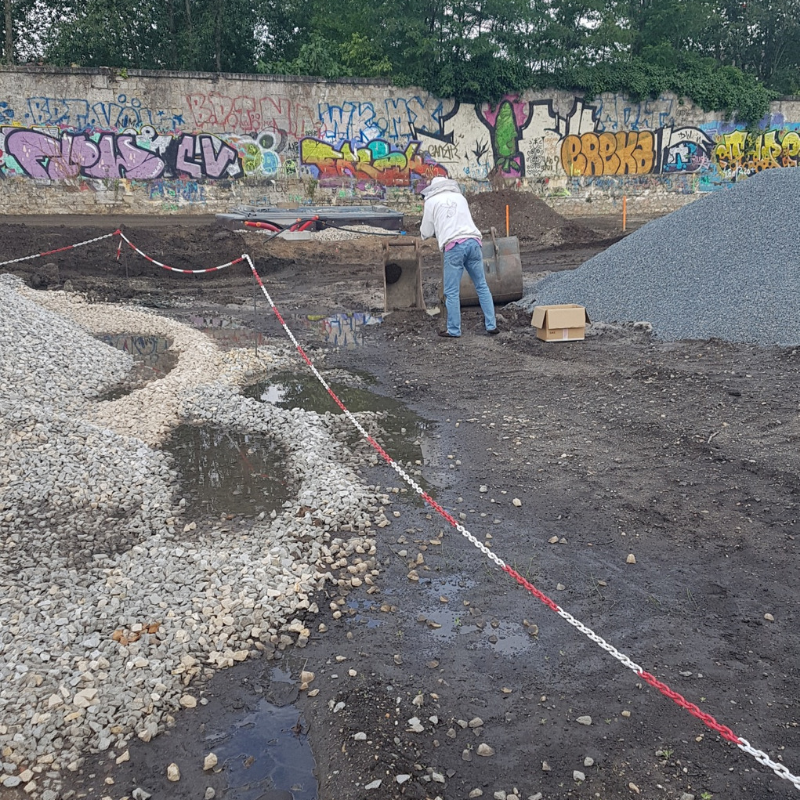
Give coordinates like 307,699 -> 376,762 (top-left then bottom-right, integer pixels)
419,177 -> 482,250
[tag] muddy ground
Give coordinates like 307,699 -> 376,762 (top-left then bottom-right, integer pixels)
2,212 -> 799,800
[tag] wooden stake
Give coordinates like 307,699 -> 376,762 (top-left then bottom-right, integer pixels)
622,196 -> 627,232
505,204 -> 510,237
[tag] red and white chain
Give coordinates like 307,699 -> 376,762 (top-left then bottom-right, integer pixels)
0,232 -> 118,268
243,253 -> 800,793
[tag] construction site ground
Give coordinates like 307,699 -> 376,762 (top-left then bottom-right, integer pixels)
1,209 -> 799,800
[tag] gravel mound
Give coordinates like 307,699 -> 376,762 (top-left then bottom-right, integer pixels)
0,277 -> 396,798
528,168 -> 800,345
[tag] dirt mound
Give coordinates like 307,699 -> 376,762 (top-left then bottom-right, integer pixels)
466,189 -> 600,247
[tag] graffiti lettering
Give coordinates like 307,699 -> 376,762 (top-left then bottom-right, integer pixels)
561,132 -> 655,176
714,129 -> 800,176
2,128 -> 243,181
300,137 -> 446,189
186,93 -> 315,137
0,101 -> 14,125
26,95 -> 182,131
5,129 -> 165,180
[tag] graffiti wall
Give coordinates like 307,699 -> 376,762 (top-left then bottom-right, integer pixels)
0,66 -> 799,214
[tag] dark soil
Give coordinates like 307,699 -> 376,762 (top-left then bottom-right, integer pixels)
466,189 -> 601,247
2,209 -> 799,800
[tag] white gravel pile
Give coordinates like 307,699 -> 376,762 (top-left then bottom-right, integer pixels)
529,168 -> 800,345
312,224 -> 402,242
0,276 -> 388,799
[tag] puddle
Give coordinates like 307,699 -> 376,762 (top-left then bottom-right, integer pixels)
207,699 -> 316,800
244,371 -> 428,467
420,606 -> 532,654
164,424 -> 293,518
96,333 -> 178,400
346,597 -> 383,628
178,310 -> 381,351
186,314 -> 270,351
301,311 -> 382,348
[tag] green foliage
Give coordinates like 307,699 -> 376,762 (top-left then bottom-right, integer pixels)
13,0 -> 796,122
544,52 -> 776,125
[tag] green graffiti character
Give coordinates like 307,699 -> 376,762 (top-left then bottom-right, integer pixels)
494,101 -> 523,177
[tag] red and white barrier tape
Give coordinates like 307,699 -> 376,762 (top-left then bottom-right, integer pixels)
117,232 -> 244,274
0,232 -> 118,268
242,252 -> 800,793
0,231 -> 243,276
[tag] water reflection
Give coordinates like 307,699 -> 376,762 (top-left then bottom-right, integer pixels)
97,333 -> 172,369
206,699 -> 316,800
306,311 -> 382,348
164,424 -> 293,518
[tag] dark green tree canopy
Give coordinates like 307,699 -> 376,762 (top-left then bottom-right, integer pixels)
3,0 -> 795,121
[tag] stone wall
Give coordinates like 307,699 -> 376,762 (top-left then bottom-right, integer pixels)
1,65 -> 799,216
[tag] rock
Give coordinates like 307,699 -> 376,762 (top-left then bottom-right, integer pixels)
573,770 -> 585,782
476,743 -> 495,757
629,783 -> 640,794
584,756 -> 594,767
364,779 -> 382,790
576,715 -> 592,726
300,670 -> 315,685
680,794 -> 695,800
203,753 -> 218,770
396,774 -> 411,784
462,749 -> 472,761
541,761 -> 551,771
626,553 -> 637,564
468,717 -> 484,728
469,790 -> 484,798
205,789 -> 216,800
1,776 -> 21,788
167,763 -> 180,782
116,750 -> 130,764
353,732 -> 367,741
180,695 -> 197,708
764,613 -> 775,621
407,717 -> 424,733
512,498 -> 522,507
132,790 -> 152,800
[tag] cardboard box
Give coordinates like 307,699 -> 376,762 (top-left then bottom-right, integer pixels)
531,304 -> 589,342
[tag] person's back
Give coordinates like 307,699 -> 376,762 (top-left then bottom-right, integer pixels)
420,179 -> 482,250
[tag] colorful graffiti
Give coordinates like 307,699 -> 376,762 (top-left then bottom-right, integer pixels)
317,96 -> 453,143
1,127 -> 242,180
713,129 -> 800,176
2,81 -> 800,205
299,137 -> 446,189
561,131 -> 656,176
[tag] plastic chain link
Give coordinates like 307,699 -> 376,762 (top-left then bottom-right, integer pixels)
0,232 -> 118,268
119,232 -> 244,274
242,254 -> 800,794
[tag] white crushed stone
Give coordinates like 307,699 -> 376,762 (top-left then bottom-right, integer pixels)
0,274 -> 393,798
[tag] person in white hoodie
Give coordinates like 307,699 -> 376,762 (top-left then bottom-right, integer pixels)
420,176 -> 498,338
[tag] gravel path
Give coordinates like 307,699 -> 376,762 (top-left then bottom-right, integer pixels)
527,168 -> 800,345
0,276 -> 390,799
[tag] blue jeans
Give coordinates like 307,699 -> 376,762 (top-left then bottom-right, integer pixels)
443,239 -> 496,336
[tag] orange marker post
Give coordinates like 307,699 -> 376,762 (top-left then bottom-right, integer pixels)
505,204 -> 510,237
622,196 -> 627,232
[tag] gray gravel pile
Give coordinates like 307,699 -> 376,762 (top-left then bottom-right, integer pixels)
0,278 -> 391,799
0,276 -> 176,569
529,168 -> 800,345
